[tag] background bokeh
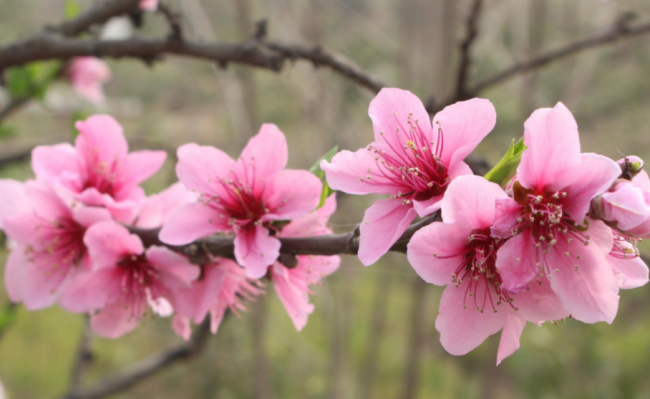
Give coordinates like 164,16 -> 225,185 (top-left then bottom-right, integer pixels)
2,0 -> 650,398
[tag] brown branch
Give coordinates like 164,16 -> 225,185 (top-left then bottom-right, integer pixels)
467,14 -> 650,97
54,0 -> 141,37
455,0 -> 484,100
60,320 -> 212,399
157,3 -> 183,41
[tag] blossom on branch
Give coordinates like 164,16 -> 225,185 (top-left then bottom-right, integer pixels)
32,115 -> 167,223
160,124 -> 322,279
68,57 -> 111,105
492,102 -> 628,324
139,0 -> 159,11
408,175 -> 567,365
322,88 -> 496,265
60,222 -> 199,338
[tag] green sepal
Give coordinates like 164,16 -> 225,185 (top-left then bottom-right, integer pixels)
309,146 -> 338,209
65,0 -> 81,19
484,138 -> 526,187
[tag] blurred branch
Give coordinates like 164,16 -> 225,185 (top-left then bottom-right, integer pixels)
60,320 -> 212,399
455,0 -> 484,100
467,13 -> 650,97
53,0 -> 141,37
68,317 -> 93,396
157,3 -> 183,41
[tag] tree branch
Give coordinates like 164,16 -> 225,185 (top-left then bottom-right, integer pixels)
467,13 -> 650,97
54,0 -> 141,37
60,320 -> 212,399
455,0 -> 484,100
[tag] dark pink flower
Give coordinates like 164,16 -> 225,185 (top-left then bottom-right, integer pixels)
493,103 -> 622,324
1,180 -> 112,310
160,124 -> 322,278
271,195 -> 340,331
60,222 -> 199,338
408,176 -> 567,364
172,258 -> 264,339
322,88 -> 496,265
68,57 -> 111,105
31,115 -> 167,223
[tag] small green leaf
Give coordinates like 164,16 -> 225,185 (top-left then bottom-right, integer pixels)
484,138 -> 526,187
7,68 -> 32,98
309,146 -> 338,209
65,0 -> 81,19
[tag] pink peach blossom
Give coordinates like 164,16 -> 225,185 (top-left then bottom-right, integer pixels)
408,175 -> 567,364
0,179 -> 30,230
135,182 -> 196,229
139,0 -> 158,11
160,124 -> 322,278
60,222 -> 199,338
322,88 -> 496,265
492,102 -> 622,324
172,258 -> 264,339
607,231 -> 649,289
31,115 -> 166,223
68,57 -> 111,105
271,195 -> 340,331
2,180 -> 112,310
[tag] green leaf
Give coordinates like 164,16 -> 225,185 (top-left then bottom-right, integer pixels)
484,138 -> 526,187
65,0 -> 81,19
7,68 -> 32,98
309,146 -> 338,208
5,61 -> 61,101
0,304 -> 18,337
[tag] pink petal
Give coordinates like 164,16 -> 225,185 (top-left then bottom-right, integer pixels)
59,268 -> 121,313
407,222 -> 473,285
441,175 -> 507,229
236,124 -> 288,180
91,302 -> 143,339
299,255 -> 341,281
145,246 -> 200,289
176,143 -> 236,198
601,183 -> 647,231
518,102 -> 581,193
435,284 -> 506,356
31,144 -> 86,193
135,196 -> 163,229
139,0 -> 158,11
262,169 -> 322,221
71,206 -> 112,228
172,315 -> 192,340
3,213 -> 44,244
608,251 -> 649,290
174,263 -> 227,323
548,223 -> 619,324
510,277 -> 568,322
492,197 -> 523,238
159,202 -> 230,245
632,170 -> 650,192
4,246 -> 29,302
69,58 -> 111,105
496,313 -> 526,366
24,180 -> 72,221
368,88 -> 433,153
280,195 -> 337,238
433,98 -> 497,168
358,198 -> 418,265
75,115 -> 128,163
322,147 -> 405,195
234,225 -> 281,278
412,195 -> 443,218
158,182 -> 197,223
119,150 -> 167,188
0,179 -> 30,229
564,153 -> 621,224
272,262 -> 314,331
20,258 -> 72,311
84,222 -> 144,269
495,230 -> 539,292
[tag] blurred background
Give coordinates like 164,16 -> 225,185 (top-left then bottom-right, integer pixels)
2,0 -> 650,398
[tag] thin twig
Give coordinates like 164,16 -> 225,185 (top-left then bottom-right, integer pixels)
59,320 -> 212,399
455,0 -> 484,100
468,13 -> 650,96
157,2 -> 183,41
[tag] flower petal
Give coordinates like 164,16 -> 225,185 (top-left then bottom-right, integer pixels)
433,98 -> 497,168
608,251 -> 649,290
510,277 -> 568,322
91,302 -> 143,339
441,175 -> 507,229
492,197 -> 523,238
272,262 -> 314,331
59,268 -> 121,313
159,202 -> 230,245
262,169 -> 322,221
495,230 -> 539,292
518,102 -> 581,193
174,263 -> 227,323
0,179 -> 30,229
176,143 -> 236,197
75,115 -> 128,163
84,222 -> 144,269
435,284 -> 506,356
145,246 -> 200,289
237,124 -> 288,180
564,153 -> 621,224
407,222 -> 473,285
119,150 -> 167,188
496,313 -> 526,366
31,144 -> 86,193
234,225 -> 281,278
358,198 -> 418,265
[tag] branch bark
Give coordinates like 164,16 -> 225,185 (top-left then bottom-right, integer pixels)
455,0 -> 484,100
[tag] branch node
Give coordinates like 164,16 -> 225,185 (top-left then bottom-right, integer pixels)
254,19 -> 268,41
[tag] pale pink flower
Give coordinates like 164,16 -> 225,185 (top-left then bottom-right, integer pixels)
322,88 -> 496,265
135,182 -> 196,229
172,258 -> 264,340
492,102 -> 622,324
68,57 -> 111,105
0,179 -> 30,229
593,157 -> 650,238
271,195 -> 340,331
160,124 -> 322,278
607,231 -> 649,289
139,0 -> 158,11
31,115 -> 167,223
408,175 -> 567,364
2,180 -> 112,310
60,222 -> 199,338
